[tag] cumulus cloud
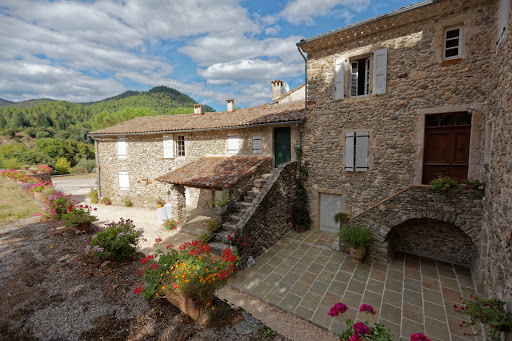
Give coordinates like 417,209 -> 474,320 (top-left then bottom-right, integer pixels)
280,0 -> 370,25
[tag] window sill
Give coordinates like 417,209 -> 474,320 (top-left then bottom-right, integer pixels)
440,58 -> 462,66
336,95 -> 373,104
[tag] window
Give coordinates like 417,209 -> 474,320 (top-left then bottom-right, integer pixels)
444,26 -> 462,59
350,57 -> 370,97
119,172 -> 129,190
252,136 -> 262,153
177,135 -> 185,157
497,0 -> 509,46
117,137 -> 127,159
228,134 -> 239,154
163,135 -> 174,158
345,132 -> 369,172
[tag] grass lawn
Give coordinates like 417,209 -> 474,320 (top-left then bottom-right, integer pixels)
0,177 -> 40,224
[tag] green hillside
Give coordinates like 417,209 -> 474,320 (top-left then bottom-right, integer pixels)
0,98 -> 55,109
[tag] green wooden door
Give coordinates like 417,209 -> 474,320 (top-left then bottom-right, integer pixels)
274,127 -> 291,167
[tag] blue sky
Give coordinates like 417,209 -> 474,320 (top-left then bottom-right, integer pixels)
0,0 -> 422,111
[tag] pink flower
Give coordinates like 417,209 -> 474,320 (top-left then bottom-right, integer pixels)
359,304 -> 376,315
411,333 -> 431,341
328,302 -> 348,317
348,335 -> 362,341
352,322 -> 370,336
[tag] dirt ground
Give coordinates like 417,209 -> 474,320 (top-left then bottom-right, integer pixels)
0,217 -> 286,341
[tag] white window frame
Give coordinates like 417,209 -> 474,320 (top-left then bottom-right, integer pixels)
163,135 -> 174,159
119,172 -> 129,191
345,132 -> 369,172
228,134 -> 239,154
177,135 -> 185,157
349,57 -> 370,98
117,137 -> 127,159
497,0 -> 509,46
444,26 -> 462,60
252,135 -> 262,153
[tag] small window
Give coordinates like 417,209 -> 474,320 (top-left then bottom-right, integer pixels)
118,137 -> 127,159
350,57 -> 370,97
345,132 -> 369,172
177,136 -> 185,157
119,172 -> 129,190
444,26 -> 462,59
228,134 -> 239,154
252,136 -> 262,153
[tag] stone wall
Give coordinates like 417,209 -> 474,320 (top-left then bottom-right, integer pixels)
95,125 -> 297,208
301,0 -> 493,228
236,162 -> 297,266
480,0 -> 512,307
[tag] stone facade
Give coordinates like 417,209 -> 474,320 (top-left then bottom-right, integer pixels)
95,125 -> 298,208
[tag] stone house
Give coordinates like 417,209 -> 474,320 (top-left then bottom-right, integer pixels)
89,83 -> 304,227
297,0 -> 510,300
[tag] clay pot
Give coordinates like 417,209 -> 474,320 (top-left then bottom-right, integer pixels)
349,245 -> 367,264
102,199 -> 111,205
75,222 -> 92,233
157,203 -> 164,208
166,294 -> 211,321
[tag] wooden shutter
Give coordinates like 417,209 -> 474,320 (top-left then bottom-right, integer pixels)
118,137 -> 127,159
345,132 -> 354,171
355,132 -> 369,171
498,0 -> 509,46
163,135 -> 174,158
228,134 -> 239,153
119,172 -> 129,190
252,136 -> 262,153
334,58 -> 345,100
372,48 -> 387,95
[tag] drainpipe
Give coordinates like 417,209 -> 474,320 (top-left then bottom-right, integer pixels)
297,44 -> 308,179
94,139 -> 101,201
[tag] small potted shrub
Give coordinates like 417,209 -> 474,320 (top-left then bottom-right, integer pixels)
27,181 -> 50,201
227,231 -> 247,253
211,196 -> 229,213
162,219 -> 178,230
124,198 -> 133,207
37,164 -> 52,174
61,204 -> 98,232
206,218 -> 222,233
101,197 -> 111,205
156,198 -> 165,208
88,188 -> 99,204
338,224 -> 375,263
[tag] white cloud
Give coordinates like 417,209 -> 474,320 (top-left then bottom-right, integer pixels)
265,26 -> 281,36
280,0 -> 370,24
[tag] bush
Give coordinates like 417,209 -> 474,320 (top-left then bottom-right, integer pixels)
338,224 -> 375,249
54,157 -> 71,174
88,188 -> 99,204
124,198 -> 133,207
334,212 -> 350,223
37,191 -> 73,220
227,231 -> 247,249
162,219 -> 178,230
87,218 -> 143,262
61,204 -> 98,227
206,218 -> 222,232
0,158 -> 22,170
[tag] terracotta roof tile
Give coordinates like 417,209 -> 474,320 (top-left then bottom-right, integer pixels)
89,100 -> 304,136
156,156 -> 271,189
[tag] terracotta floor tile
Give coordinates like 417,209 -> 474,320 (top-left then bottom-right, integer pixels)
401,318 -> 425,339
422,277 -> 441,291
424,317 -> 451,341
438,266 -> 457,278
405,267 -> 421,281
380,303 -> 401,324
442,287 -> 463,303
403,302 -> 424,323
405,259 -> 420,270
422,288 -> 444,305
347,279 -> 366,295
370,269 -> 387,282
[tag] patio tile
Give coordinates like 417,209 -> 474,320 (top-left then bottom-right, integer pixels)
347,279 -> 366,295
405,268 -> 421,281
282,256 -> 300,267
296,243 -> 310,251
309,280 -> 330,296
318,233 -> 333,241
269,282 -> 293,298
385,278 -> 403,293
294,305 -> 314,320
328,280 -> 347,295
317,271 -> 335,284
356,262 -> 373,272
320,248 -> 334,256
372,262 -> 388,272
353,269 -> 370,282
425,317 -> 451,340
421,266 -> 439,280
290,281 -> 311,296
289,263 -> 307,275
278,249 -> 293,259
280,293 -> 302,312
447,315 -> 475,339
454,265 -> 472,277
315,255 -> 331,264
331,318 -> 345,334
311,304 -> 333,329
460,286 -> 476,299
284,242 -> 300,251
251,282 -> 274,299
321,291 -> 343,307
422,277 -> 441,291
404,289 -> 423,307
388,260 -> 404,271
330,253 -> 346,263
404,278 -> 422,292
366,279 -> 385,294
313,239 -> 328,247
380,303 -> 401,324
457,275 -> 475,288
423,288 -> 444,305
446,301 -> 470,320
421,257 -> 437,269
281,271 -> 301,285
231,273 -> 249,287
438,267 -> 457,279
340,261 -> 357,273
403,302 -> 424,323
388,269 -> 404,281
436,260 -> 454,269
342,290 -> 362,309
300,292 -> 323,311
334,270 -> 353,283
265,293 -> 283,306
274,264 -> 292,275
298,255 -> 316,266
379,319 -> 401,341
370,269 -> 387,282
263,272 -> 284,286
307,263 -> 324,274
362,290 -> 382,308
323,262 -> 340,273
442,287 -> 463,303
240,272 -> 266,291
258,264 -> 277,277
401,318 -> 425,338
267,256 -> 286,267
405,259 -> 420,270
440,276 -> 460,290
383,290 -> 402,307
299,272 -> 318,285
424,301 -> 446,320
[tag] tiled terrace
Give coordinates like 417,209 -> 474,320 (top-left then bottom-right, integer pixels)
231,230 -> 482,341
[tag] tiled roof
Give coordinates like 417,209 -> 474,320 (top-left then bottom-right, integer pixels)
156,156 -> 271,189
89,100 -> 304,136
274,83 -> 305,103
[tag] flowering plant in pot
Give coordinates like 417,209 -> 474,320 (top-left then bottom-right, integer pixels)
61,204 -> 98,232
227,231 -> 247,251
162,218 -> 178,230
156,198 -> 165,208
338,224 -> 375,264
37,164 -> 52,174
206,218 -> 222,233
101,197 -> 111,205
35,191 -> 73,220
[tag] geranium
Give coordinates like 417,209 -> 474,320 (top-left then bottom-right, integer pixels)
206,218 -> 222,232
410,333 -> 431,341
61,204 -> 98,227
162,219 -> 178,230
38,191 -> 74,220
228,231 -> 248,249
359,304 -> 376,315
37,164 -> 52,173
353,322 -> 370,336
329,302 -> 348,317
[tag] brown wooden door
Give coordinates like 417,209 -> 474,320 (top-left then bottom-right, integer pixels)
423,114 -> 471,184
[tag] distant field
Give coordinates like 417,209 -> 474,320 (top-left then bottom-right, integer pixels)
0,178 -> 40,224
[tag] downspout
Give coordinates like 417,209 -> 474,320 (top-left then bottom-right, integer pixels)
297,44 -> 308,178
94,138 -> 101,201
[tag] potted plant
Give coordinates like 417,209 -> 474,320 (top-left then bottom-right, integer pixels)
124,198 -> 133,207
37,164 -> 52,174
211,196 -> 229,213
88,188 -> 99,204
101,197 -> 111,205
28,181 -> 50,201
156,198 -> 165,208
206,218 -> 222,233
162,219 -> 178,230
227,231 -> 247,254
28,166 -> 38,175
61,204 -> 98,232
338,224 -> 375,263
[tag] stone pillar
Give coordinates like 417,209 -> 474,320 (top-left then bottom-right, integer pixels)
170,184 -> 187,225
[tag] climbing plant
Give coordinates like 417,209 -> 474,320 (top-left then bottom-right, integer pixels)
292,147 -> 312,232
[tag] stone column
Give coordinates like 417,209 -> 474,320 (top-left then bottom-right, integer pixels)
170,184 -> 187,225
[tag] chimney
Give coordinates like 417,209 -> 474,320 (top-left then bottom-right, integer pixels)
226,98 -> 235,112
194,104 -> 203,116
271,80 -> 283,101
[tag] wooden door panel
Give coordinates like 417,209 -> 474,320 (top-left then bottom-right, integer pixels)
452,130 -> 470,164
424,131 -> 451,163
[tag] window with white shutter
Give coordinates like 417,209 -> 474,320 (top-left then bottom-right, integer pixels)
228,134 -> 239,154
345,132 -> 369,172
252,136 -> 262,153
119,172 -> 129,190
372,48 -> 387,95
334,58 -> 345,100
163,135 -> 174,158
118,137 -> 127,159
497,0 -> 509,46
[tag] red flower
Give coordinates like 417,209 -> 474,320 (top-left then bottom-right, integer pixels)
151,264 -> 158,269
133,286 -> 143,295
228,235 -> 233,240
155,238 -> 162,243
137,270 -> 143,276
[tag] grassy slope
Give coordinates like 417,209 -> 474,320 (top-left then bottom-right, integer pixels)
0,178 -> 40,224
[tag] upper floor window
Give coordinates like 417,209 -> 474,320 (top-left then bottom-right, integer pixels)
117,137 -> 127,159
228,134 -> 239,154
350,57 -> 370,97
177,135 -> 185,157
444,26 -> 462,60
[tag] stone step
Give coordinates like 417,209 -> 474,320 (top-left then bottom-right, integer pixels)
228,214 -> 243,224
246,189 -> 260,198
243,196 -> 255,203
260,173 -> 273,179
209,242 -> 230,256
236,201 -> 251,209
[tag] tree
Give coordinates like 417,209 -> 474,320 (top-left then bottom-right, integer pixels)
54,157 -> 71,174
0,115 -> 7,129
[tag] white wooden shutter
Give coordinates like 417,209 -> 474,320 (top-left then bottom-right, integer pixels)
497,0 -> 509,46
252,136 -> 262,153
345,132 -> 354,171
228,134 -> 239,153
334,58 -> 345,100
355,132 -> 369,171
119,172 -> 129,190
117,137 -> 127,159
372,48 -> 387,95
163,135 -> 174,158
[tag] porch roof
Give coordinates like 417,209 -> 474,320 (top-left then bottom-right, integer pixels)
156,156 -> 271,189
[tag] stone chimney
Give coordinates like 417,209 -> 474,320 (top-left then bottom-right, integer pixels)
193,104 -> 203,116
271,80 -> 283,101
226,98 -> 235,112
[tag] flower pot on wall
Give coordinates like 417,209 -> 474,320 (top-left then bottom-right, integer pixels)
157,203 -> 164,208
165,294 -> 211,321
349,245 -> 367,264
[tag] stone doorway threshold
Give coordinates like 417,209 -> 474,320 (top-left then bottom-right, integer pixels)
229,230 -> 482,341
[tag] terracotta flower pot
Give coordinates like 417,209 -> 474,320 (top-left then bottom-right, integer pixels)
75,222 -> 92,233
157,203 -> 164,208
349,245 -> 367,264
166,294 -> 211,321
33,192 -> 45,201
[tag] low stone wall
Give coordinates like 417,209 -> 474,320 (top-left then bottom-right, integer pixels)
236,162 -> 297,266
33,173 -> 52,184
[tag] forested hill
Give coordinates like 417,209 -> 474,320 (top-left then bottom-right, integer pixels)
0,98 -> 55,109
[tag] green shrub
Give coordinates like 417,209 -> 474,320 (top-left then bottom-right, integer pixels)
124,198 -> 133,207
211,196 -> 229,206
88,188 -> 98,204
162,219 -> 178,230
0,157 -> 22,170
429,175 -> 460,195
198,232 -> 212,243
334,212 -> 350,223
206,218 -> 222,232
54,157 -> 71,174
61,204 -> 98,227
87,218 -> 142,262
338,224 -> 375,249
